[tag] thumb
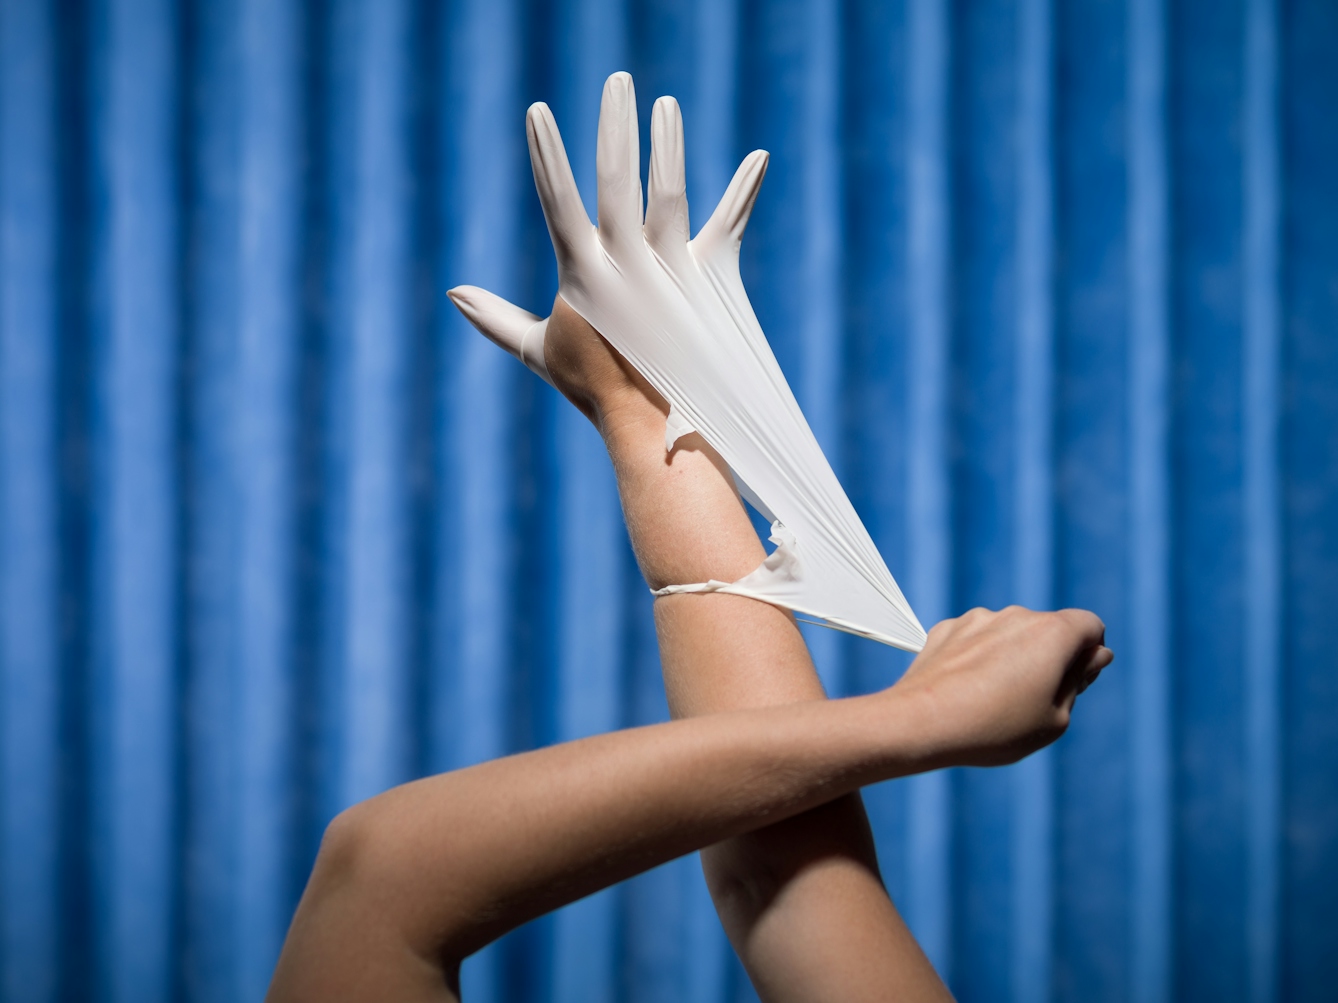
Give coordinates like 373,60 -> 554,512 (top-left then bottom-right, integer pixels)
448,285 -> 553,387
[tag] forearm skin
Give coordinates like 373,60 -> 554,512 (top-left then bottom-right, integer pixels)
267,691 -> 935,1003
600,397 -> 950,1001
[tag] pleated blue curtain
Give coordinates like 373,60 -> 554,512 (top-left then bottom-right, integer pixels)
1,1 -> 1335,1002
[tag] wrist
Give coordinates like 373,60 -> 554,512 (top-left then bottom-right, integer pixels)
847,687 -> 953,782
597,392 -> 669,454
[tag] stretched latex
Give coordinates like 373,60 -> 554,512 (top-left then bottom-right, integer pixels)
451,72 -> 926,653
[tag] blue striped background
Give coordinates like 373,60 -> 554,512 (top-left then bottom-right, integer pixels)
0,1 -> 1335,1001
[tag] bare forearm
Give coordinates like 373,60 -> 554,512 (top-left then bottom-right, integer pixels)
267,692 -> 923,1003
602,404 -> 822,706
601,402 -> 948,999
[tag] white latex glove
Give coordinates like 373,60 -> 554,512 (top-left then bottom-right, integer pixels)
450,72 -> 926,652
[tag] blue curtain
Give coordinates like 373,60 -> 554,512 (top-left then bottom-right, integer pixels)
0,1 -> 1334,1001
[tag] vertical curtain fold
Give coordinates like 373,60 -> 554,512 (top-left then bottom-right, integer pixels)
0,2 -> 58,1001
1240,0 -> 1282,999
903,0 -> 954,977
90,3 -> 180,1001
1126,1 -> 1173,1001
1010,2 -> 1057,1002
0,2 -> 1333,1002
1053,3 -> 1133,999
232,0 -> 303,997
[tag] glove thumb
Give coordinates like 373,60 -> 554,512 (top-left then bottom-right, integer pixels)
692,150 -> 769,261
448,285 -> 553,387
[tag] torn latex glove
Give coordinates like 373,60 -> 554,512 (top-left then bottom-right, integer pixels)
450,72 -> 926,653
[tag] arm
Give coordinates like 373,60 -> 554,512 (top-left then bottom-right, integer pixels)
267,608 -> 1111,1003
543,294 -> 947,1000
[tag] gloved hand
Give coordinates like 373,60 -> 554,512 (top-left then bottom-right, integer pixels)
450,71 -> 927,653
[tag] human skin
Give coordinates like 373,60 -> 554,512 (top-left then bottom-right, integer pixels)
267,292 -> 1113,1002
267,604 -> 1111,1003
542,293 -> 952,999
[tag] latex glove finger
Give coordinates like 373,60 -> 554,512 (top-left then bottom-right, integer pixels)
447,284 -> 553,387
595,71 -> 644,255
645,96 -> 690,256
691,149 -> 769,262
526,103 -> 592,274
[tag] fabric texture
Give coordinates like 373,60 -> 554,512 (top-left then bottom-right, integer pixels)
1,3 -> 1336,1002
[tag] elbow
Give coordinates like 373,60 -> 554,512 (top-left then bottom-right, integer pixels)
270,802 -> 466,999
305,798 -> 475,971
319,804 -> 365,866
308,802 -> 382,902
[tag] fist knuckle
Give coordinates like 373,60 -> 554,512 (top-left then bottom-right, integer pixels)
961,606 -> 996,628
926,619 -> 954,643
